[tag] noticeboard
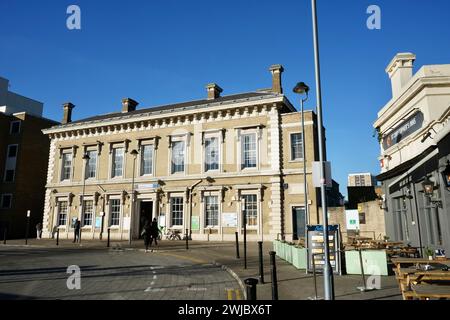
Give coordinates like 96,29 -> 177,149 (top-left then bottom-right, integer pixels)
306,224 -> 341,275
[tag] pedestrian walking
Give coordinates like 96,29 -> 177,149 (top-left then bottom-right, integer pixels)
142,219 -> 152,252
36,222 -> 43,239
150,218 -> 159,247
73,219 -> 81,243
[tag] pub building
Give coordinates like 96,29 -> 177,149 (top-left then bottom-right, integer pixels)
374,53 -> 450,255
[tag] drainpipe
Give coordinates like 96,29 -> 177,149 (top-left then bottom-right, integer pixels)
189,179 -> 203,240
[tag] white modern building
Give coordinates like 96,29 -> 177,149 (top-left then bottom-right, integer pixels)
0,76 -> 43,117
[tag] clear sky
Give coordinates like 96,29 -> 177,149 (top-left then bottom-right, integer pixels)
1,0 -> 449,197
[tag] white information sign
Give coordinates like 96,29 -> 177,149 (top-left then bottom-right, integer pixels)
222,212 -> 237,227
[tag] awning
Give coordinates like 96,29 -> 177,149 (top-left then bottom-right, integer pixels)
376,146 -> 437,182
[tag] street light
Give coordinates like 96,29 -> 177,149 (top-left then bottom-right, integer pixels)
130,149 -> 139,246
293,82 -> 310,242
310,0 -> 334,300
80,153 -> 90,243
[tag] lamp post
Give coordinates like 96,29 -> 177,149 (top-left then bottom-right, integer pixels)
293,82 -> 310,241
130,149 -> 139,246
311,0 -> 334,300
80,153 -> 90,243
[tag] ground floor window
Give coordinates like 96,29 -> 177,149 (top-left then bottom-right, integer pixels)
57,202 -> 68,226
292,207 -> 306,240
393,197 -> 409,242
242,194 -> 258,227
171,197 -> 184,227
110,199 -> 121,227
82,200 -> 94,226
422,195 -> 443,246
205,196 -> 219,227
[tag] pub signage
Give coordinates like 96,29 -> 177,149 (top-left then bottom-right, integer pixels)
383,111 -> 424,149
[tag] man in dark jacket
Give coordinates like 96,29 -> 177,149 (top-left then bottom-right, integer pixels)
149,218 -> 159,247
73,219 -> 81,243
142,219 -> 152,252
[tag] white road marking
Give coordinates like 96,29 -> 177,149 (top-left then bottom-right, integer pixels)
153,275 -> 157,280
187,287 -> 208,291
144,287 -> 165,293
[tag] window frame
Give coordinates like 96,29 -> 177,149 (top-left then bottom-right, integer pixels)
111,146 -> 125,179
170,196 -> 185,228
81,199 -> 94,227
57,201 -> 68,227
7,144 -> 18,158
241,193 -> 259,229
0,194 -> 13,209
240,131 -> 258,171
289,132 -> 304,161
170,137 -> 187,175
60,150 -> 73,182
85,149 -> 98,180
4,169 -> 15,183
109,198 -> 122,227
140,143 -> 155,177
204,194 -> 220,228
203,134 -> 221,173
10,121 -> 21,135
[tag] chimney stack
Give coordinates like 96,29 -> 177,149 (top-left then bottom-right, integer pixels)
386,53 -> 416,98
122,98 -> 139,113
62,102 -> 75,124
206,83 -> 223,100
269,64 -> 284,94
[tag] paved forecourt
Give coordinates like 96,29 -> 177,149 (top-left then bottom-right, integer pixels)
0,245 -> 242,300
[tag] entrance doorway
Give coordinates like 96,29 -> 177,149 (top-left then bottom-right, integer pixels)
139,201 -> 153,239
292,207 -> 306,240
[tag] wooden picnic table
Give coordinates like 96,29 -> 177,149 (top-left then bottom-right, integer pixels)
392,259 -> 450,300
411,284 -> 450,300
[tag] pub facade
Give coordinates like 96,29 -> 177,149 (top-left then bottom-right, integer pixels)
374,53 -> 450,254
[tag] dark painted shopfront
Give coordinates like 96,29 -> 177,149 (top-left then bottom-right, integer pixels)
378,130 -> 450,255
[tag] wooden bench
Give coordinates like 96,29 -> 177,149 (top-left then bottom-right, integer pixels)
410,284 -> 450,300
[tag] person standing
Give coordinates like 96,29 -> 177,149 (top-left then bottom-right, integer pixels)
150,218 -> 159,247
36,222 -> 43,240
73,219 -> 81,243
142,219 -> 152,253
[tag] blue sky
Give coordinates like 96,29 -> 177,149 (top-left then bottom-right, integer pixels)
1,0 -> 449,197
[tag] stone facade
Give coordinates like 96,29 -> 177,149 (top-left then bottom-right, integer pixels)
41,66 -> 328,242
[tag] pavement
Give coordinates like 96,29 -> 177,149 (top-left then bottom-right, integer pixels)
0,238 -> 403,300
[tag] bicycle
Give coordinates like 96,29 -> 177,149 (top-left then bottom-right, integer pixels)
165,228 -> 182,241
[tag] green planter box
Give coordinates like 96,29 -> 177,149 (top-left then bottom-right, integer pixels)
273,240 -> 281,256
285,244 -> 293,264
277,242 -> 286,260
344,250 -> 388,276
292,247 -> 308,269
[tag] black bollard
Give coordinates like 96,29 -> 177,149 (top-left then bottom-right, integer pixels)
235,232 -> 240,259
3,228 -> 6,245
185,229 -> 189,250
269,251 -> 278,300
244,278 -> 258,300
25,217 -> 30,245
258,241 -> 265,284
56,229 -> 60,246
107,228 -> 110,248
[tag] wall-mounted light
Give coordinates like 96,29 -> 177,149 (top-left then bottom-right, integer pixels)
422,175 -> 443,208
422,176 -> 435,196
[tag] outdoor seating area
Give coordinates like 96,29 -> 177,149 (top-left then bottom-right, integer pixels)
392,258 -> 450,300
274,232 -> 450,300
